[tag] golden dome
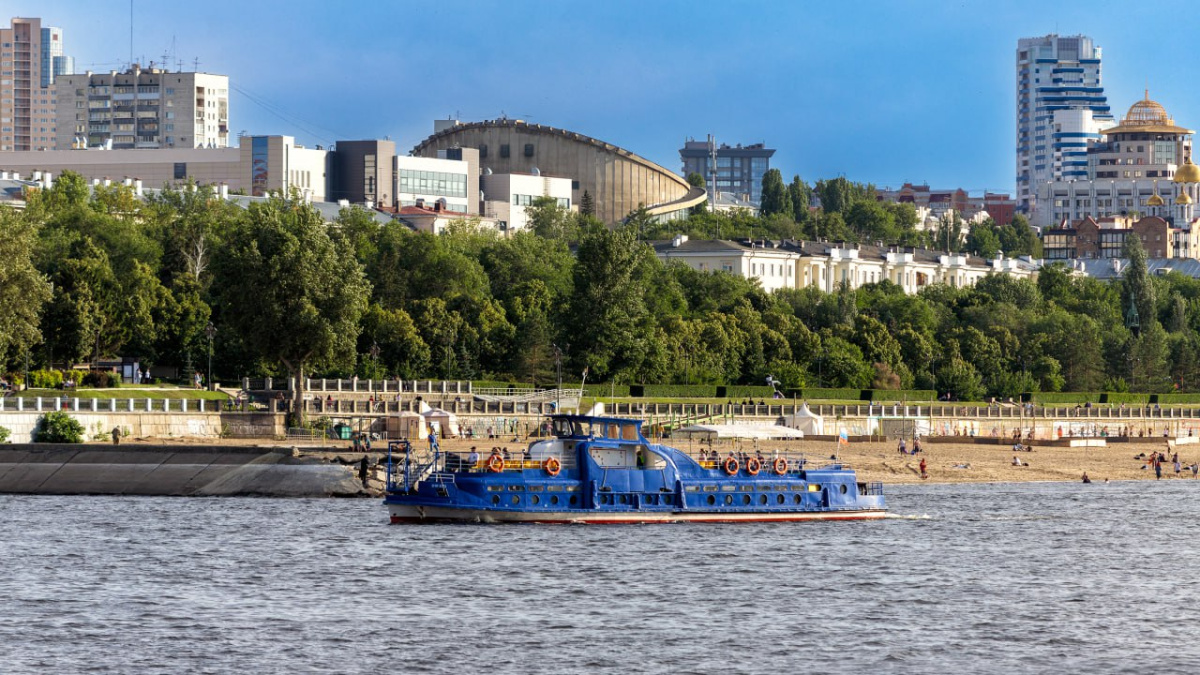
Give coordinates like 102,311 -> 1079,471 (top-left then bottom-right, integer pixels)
1175,157 -> 1200,183
1124,93 -> 1173,127
1176,191 -> 1193,205
1147,193 -> 1165,206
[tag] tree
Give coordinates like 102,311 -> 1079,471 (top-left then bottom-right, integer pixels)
579,190 -> 596,218
1121,233 -> 1157,334
0,208 -> 52,365
965,221 -> 1002,258
759,169 -> 791,218
212,195 -> 369,425
787,175 -> 811,223
527,196 -> 578,241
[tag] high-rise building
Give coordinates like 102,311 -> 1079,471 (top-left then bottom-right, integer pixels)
40,25 -> 72,87
1016,34 -> 1114,218
55,65 -> 229,150
680,136 -> 775,204
1,17 -> 70,151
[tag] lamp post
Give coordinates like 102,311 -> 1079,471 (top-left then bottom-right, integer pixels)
370,341 -> 380,380
205,322 -> 216,391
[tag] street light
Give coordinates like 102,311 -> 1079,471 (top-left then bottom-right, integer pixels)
370,341 -> 381,380
205,322 -> 216,391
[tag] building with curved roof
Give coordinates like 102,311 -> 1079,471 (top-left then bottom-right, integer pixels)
412,119 -> 705,225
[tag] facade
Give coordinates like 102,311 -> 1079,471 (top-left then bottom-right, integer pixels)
679,136 -> 775,203
1016,34 -> 1113,217
54,66 -> 229,150
1,17 -> 70,151
653,236 -> 1036,295
876,184 -> 1017,224
414,119 -> 705,225
1040,215 -> 1200,261
395,154 -> 474,214
481,171 -> 574,231
0,134 -> 326,200
330,139 -> 395,208
1033,95 -> 1197,228
397,204 -> 500,235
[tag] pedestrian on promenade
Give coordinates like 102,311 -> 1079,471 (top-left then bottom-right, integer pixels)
111,427 -> 121,445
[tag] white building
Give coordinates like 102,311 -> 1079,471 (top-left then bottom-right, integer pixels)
1016,34 -> 1113,219
652,236 -> 1037,295
481,171 -> 574,231
55,65 -> 229,150
395,155 -> 472,214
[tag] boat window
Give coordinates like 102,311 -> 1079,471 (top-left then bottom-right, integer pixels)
776,494 -> 785,505
741,495 -> 752,505
720,485 -> 737,492
529,485 -> 544,492
486,485 -> 504,492
569,495 -> 578,505
724,495 -> 734,505
620,423 -> 639,441
510,495 -> 520,505
508,485 -> 524,491
793,494 -> 802,504
702,485 -> 718,492
552,418 -> 573,437
808,484 -> 821,492
565,486 -> 579,492
550,495 -> 560,505
840,484 -> 848,494
547,485 -> 564,492
706,495 -> 716,505
758,494 -> 768,505
739,485 -> 754,491
491,495 -> 500,505
685,486 -> 700,492
531,495 -> 540,505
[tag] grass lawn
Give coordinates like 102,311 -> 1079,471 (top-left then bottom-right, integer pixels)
11,388 -> 230,400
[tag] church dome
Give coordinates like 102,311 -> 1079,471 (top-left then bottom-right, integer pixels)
1147,193 -> 1165,206
1176,191 -> 1193,205
1124,96 -> 1172,127
1174,157 -> 1200,183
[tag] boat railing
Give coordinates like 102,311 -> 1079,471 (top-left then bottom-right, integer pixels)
688,451 -> 814,473
859,481 -> 884,496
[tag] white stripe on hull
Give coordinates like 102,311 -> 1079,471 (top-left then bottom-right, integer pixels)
387,504 -> 887,524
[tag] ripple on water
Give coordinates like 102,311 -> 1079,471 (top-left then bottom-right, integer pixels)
4,483 -> 1200,673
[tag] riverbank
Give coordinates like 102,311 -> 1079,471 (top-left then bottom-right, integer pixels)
432,436 -> 1198,485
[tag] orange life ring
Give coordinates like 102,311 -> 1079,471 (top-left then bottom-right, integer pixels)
723,456 -> 739,475
746,457 -> 762,476
487,454 -> 504,473
773,457 -> 789,475
543,457 -> 562,477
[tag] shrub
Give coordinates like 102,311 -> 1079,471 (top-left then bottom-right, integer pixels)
29,369 -> 63,389
1155,394 -> 1200,405
863,389 -> 937,402
36,411 -> 84,443
0,426 -> 9,443
721,385 -> 778,400
797,388 -> 862,401
81,370 -> 121,388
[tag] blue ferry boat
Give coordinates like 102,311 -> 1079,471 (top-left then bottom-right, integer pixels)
384,414 -> 886,524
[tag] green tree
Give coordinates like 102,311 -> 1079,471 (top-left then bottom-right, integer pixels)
0,207 -> 53,365
212,195 -> 370,424
1121,233 -> 1157,334
759,169 -> 791,218
579,190 -> 596,218
965,221 -> 1002,258
685,173 -> 707,216
787,175 -> 810,222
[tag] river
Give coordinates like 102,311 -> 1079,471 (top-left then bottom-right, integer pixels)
3,481 -> 1199,674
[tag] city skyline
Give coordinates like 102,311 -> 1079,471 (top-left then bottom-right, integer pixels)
10,0 -> 1200,195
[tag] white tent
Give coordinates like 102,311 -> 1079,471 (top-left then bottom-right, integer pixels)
422,408 -> 460,438
784,404 -> 825,435
673,423 -> 806,440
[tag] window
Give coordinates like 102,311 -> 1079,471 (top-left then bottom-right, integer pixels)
479,144 -> 487,158
500,144 -> 510,158
174,162 -> 187,179
524,143 -> 534,157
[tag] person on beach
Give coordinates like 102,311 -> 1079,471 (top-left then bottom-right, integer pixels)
1175,458 -> 1182,476
898,438 -> 907,455
1012,456 -> 1022,466
1192,463 -> 1199,478
919,457 -> 927,479
1152,453 -> 1163,480
111,427 -> 121,445
1082,472 -> 1091,484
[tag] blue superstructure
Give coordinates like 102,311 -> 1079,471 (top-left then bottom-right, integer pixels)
384,415 -> 886,523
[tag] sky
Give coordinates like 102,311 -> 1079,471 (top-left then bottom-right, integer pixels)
16,0 -> 1200,195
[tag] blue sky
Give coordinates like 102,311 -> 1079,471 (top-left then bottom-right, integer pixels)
19,0 -> 1200,195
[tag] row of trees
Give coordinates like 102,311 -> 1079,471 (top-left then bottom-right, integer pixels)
0,171 -> 1195,422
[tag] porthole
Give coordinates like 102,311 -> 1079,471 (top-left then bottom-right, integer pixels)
741,494 -> 751,505
491,495 -> 500,505
569,495 -> 578,506
619,495 -> 629,505
531,495 -> 540,505
724,495 -> 734,505
550,495 -> 560,505
793,494 -> 802,505
510,495 -> 520,505
840,484 -> 848,494
776,494 -> 785,505
706,495 -> 716,505
758,494 -> 768,505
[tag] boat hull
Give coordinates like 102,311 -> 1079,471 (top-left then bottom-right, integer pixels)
387,503 -> 888,524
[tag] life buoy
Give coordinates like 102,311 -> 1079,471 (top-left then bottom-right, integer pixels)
746,457 -> 762,476
543,457 -> 562,477
487,455 -> 504,473
773,457 -> 789,475
723,456 -> 739,475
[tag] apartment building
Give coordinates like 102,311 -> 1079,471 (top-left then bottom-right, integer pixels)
55,65 -> 229,150
1,17 -> 72,151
